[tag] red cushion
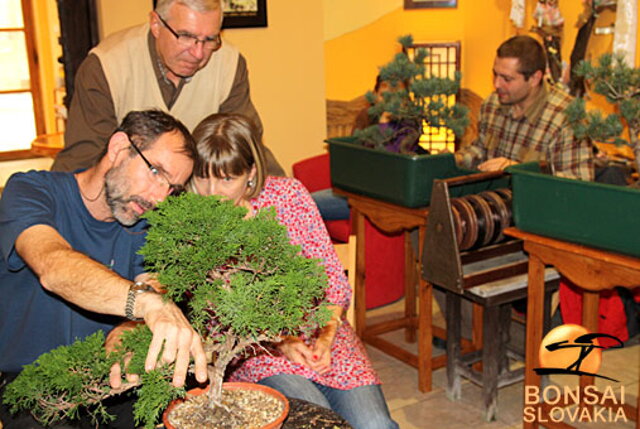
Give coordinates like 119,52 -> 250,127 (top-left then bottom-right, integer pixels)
291,154 -> 331,193
364,221 -> 405,309
326,220 -> 351,243
559,278 -> 633,347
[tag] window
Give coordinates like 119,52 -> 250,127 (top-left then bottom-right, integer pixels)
404,41 -> 461,153
0,0 -> 44,159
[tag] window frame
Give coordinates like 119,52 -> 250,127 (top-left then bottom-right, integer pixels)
0,0 -> 46,160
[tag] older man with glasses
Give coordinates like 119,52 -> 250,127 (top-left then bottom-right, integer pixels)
0,110 -> 208,428
52,0 -> 284,178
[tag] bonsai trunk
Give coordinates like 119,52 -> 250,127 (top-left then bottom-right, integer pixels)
631,127 -> 640,178
205,340 -> 240,409
203,331 -> 272,409
207,365 -> 225,408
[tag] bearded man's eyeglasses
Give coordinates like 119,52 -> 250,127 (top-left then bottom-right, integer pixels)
128,138 -> 185,196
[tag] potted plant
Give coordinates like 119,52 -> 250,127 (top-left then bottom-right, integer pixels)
352,34 -> 469,153
3,193 -> 331,429
328,34 -> 471,207
566,52 -> 640,179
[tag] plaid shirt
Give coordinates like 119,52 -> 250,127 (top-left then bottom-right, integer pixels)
457,83 -> 594,180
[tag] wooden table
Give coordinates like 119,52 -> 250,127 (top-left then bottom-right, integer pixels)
333,188 -> 445,392
504,227 -> 639,429
31,132 -> 64,158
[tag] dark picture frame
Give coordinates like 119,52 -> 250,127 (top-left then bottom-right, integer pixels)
222,0 -> 267,29
404,0 -> 457,9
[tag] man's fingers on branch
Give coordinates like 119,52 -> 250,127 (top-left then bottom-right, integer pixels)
143,304 -> 206,387
191,337 -> 208,383
109,353 -> 139,389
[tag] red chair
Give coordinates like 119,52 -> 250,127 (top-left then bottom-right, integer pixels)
292,154 -> 351,242
292,153 -> 405,309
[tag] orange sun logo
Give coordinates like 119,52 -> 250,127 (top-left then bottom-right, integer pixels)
539,324 -> 602,374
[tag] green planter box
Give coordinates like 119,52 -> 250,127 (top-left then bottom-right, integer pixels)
507,162 -> 640,258
328,137 -> 508,207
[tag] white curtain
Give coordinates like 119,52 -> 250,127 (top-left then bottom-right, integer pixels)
613,0 -> 638,65
510,0 -> 526,28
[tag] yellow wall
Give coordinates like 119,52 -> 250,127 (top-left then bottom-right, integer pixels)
324,0 -> 639,103
223,1 -> 326,175
97,0 -> 152,37
324,1 -> 513,101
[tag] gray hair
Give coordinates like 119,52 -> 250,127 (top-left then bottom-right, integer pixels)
155,0 -> 222,18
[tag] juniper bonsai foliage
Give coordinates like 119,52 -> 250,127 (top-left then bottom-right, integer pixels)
353,34 -> 469,154
566,52 -> 640,174
3,193 -> 330,428
3,325 -> 179,429
140,193 -> 330,406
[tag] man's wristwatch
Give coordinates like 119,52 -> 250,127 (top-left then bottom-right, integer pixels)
125,281 -> 156,321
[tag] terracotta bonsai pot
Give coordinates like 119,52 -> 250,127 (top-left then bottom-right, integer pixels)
163,381 -> 289,429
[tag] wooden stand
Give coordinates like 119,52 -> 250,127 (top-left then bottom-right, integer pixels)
504,227 -> 639,429
422,174 -> 560,421
333,187 -> 445,392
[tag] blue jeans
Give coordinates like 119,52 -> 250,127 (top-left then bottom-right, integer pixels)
258,374 -> 398,429
311,189 -> 350,221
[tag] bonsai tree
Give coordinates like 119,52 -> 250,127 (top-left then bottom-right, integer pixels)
353,34 -> 469,154
566,52 -> 640,175
3,193 -> 330,428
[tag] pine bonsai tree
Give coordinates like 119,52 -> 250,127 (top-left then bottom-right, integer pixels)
566,52 -> 640,175
3,193 -> 330,428
353,34 -> 469,153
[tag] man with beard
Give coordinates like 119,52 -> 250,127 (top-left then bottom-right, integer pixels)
455,35 -> 593,180
52,0 -> 284,177
0,110 -> 208,428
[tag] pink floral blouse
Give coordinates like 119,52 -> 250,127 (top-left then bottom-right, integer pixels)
228,176 -> 380,389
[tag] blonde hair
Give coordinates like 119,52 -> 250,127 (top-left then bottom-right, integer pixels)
191,113 -> 266,199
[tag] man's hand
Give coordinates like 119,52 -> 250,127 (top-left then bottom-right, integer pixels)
106,321 -> 140,390
137,294 -> 208,387
478,157 -> 517,172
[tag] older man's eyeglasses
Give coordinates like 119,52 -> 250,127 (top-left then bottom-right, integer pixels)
156,13 -> 222,51
128,138 -> 185,196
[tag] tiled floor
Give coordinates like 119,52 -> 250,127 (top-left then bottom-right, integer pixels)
365,300 -> 639,429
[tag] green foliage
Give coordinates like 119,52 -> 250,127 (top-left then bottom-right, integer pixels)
566,97 -> 625,144
2,326 -> 181,429
118,326 -> 185,429
353,34 -> 469,153
133,368 -> 185,429
5,194 -> 330,427
139,193 -> 330,342
567,52 -> 640,171
3,332 -> 117,426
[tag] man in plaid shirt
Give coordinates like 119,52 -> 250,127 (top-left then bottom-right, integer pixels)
456,35 -> 593,181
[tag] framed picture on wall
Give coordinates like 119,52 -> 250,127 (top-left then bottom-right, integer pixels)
404,0 -> 457,9
222,0 -> 268,29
